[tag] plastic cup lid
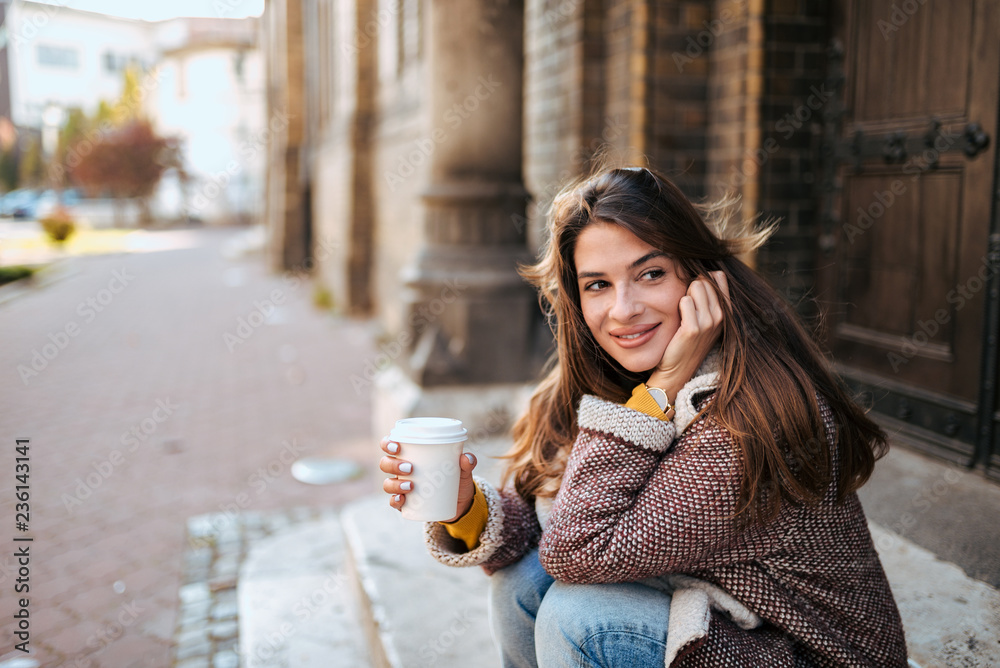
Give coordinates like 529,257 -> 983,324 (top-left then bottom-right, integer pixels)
389,417 -> 467,444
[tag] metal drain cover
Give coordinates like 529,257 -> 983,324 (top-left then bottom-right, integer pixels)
290,457 -> 363,485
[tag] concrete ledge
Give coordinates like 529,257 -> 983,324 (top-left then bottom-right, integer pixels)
237,516 -> 372,668
871,522 -> 1000,668
341,496 -> 499,668
859,444 -> 1000,588
340,494 -> 1000,668
229,491 -> 999,668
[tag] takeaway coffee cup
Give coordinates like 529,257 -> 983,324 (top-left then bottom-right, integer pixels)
389,417 -> 468,522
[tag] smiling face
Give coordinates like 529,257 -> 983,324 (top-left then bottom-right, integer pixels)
574,221 -> 689,374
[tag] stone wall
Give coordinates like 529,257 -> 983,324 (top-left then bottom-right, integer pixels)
369,0 -> 430,332
261,0 -> 309,273
273,0 -> 833,368
305,0 -> 379,316
305,0 -> 429,327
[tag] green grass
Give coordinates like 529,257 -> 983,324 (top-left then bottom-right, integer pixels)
0,265 -> 37,286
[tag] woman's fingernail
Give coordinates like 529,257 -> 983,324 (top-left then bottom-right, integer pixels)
387,442 -> 399,454
392,495 -> 401,504
464,453 -> 475,465
399,462 -> 412,474
400,481 -> 412,491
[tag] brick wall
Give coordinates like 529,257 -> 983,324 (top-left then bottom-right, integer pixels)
755,0 -> 830,316
603,0 -> 638,160
705,0 -> 753,201
523,0 -> 723,249
648,0 -> 711,197
523,0 -> 829,319
523,0 -> 593,250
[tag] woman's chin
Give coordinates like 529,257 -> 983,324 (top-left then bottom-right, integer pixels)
613,349 -> 667,375
615,357 -> 661,375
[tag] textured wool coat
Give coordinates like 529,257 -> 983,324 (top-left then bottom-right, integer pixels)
425,359 -> 908,667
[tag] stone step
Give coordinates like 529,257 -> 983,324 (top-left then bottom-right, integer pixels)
226,446 -> 1000,668
229,498 -> 499,668
341,495 -> 500,668
227,501 -> 1000,668
231,436 -> 511,668
173,506 -> 336,667
237,515 -> 373,668
337,497 -> 1000,668
870,522 -> 1000,668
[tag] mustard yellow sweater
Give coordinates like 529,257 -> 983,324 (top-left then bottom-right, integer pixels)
441,384 -> 673,549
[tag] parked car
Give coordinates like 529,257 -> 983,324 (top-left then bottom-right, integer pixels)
0,189 -> 40,219
0,190 -> 15,216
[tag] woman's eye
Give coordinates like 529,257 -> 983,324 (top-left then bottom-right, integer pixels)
641,268 -> 664,280
584,280 -> 609,292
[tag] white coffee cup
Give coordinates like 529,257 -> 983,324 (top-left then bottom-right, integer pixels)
389,417 -> 468,522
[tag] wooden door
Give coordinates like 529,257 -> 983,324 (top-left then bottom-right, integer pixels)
820,0 -> 1000,462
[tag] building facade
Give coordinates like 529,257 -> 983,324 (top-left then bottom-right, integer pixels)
263,0 -> 1000,474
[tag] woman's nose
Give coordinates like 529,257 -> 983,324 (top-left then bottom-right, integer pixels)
609,287 -> 642,322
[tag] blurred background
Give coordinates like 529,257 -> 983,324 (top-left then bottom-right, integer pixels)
1,0 -> 999,666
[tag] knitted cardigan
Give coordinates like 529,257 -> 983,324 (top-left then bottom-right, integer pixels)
424,358 -> 908,667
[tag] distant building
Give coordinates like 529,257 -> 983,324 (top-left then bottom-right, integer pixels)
0,0 -> 265,224
5,0 -> 155,131
150,17 -> 265,224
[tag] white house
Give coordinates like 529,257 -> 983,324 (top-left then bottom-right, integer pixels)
6,1 -> 156,131
149,17 -> 265,225
2,1 -> 265,225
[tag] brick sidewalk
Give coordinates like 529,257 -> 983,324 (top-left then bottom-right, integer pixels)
0,227 -> 381,667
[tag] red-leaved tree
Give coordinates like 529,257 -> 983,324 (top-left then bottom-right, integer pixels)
68,119 -> 181,225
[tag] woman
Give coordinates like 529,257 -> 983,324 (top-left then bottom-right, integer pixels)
379,166 -> 908,667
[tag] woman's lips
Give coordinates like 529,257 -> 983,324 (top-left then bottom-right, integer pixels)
609,323 -> 660,348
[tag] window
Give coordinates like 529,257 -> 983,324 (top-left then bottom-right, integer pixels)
103,52 -> 147,74
37,45 -> 79,69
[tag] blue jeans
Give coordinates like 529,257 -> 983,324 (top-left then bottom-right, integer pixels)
489,549 -> 671,668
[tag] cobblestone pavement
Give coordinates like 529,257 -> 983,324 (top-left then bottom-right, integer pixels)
0,227 -> 382,666
172,506 -> 338,668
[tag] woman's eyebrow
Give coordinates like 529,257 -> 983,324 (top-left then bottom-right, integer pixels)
577,251 -> 666,280
577,270 -> 604,279
629,251 -> 666,270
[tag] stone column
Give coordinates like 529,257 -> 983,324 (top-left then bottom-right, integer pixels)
263,0 -> 308,273
375,0 -> 538,448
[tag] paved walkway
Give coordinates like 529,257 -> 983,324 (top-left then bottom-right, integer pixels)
0,227 -> 381,667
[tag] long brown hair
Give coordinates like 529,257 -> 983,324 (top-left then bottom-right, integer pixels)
505,165 -> 887,523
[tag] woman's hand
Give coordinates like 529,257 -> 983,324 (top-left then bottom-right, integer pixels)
646,271 -> 729,401
379,436 -> 479,523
